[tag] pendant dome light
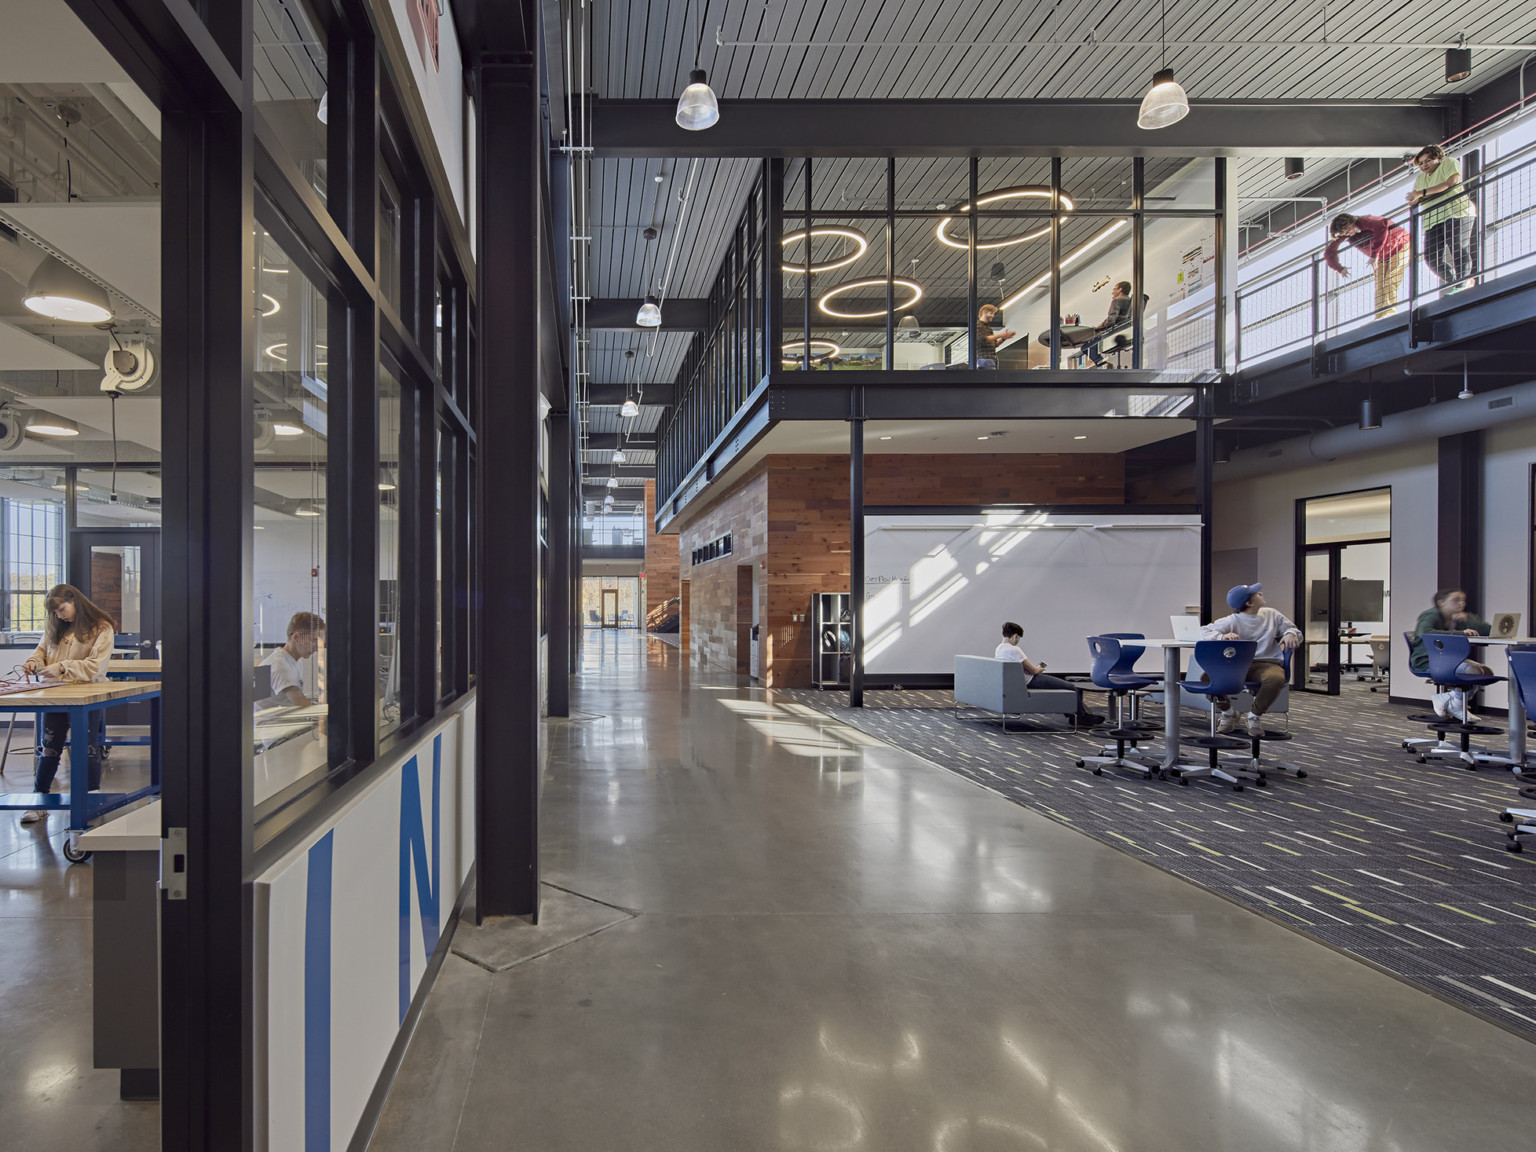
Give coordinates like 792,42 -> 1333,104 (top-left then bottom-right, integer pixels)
620,397 -> 641,417
674,0 -> 720,130
24,256 -> 113,323
612,448 -> 626,463
1137,0 -> 1189,130
607,476 -> 619,489
636,294 -> 662,327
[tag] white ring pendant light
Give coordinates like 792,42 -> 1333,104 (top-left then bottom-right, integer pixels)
781,339 -> 841,364
781,227 -> 870,273
935,187 -> 1076,251
816,278 -> 923,320
1137,0 -> 1189,129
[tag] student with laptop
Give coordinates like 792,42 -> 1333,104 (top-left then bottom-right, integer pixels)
259,611 -> 327,709
1409,589 -> 1492,723
1201,583 -> 1302,736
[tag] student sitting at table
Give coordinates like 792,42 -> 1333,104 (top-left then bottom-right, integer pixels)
259,611 -> 327,709
995,621 -> 1102,726
1201,583 -> 1302,737
18,584 -> 115,827
1409,588 -> 1491,723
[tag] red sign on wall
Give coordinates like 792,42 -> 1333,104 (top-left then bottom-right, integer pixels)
407,0 -> 442,73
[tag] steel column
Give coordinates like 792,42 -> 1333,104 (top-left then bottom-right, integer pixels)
475,54 -> 542,919
548,410 -> 572,716
1437,431 -> 1483,601
849,400 -> 865,708
1195,386 -> 1215,621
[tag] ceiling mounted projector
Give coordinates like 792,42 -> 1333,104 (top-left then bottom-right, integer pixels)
102,340 -> 157,393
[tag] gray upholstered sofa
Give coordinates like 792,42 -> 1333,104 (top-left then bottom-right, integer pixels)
952,655 -> 1081,732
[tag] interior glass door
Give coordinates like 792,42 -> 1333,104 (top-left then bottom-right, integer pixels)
70,528 -> 161,652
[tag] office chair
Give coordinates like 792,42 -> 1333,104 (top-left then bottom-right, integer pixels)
1418,635 -> 1505,769
1399,631 -> 1459,755
1167,640 -> 1257,790
1499,650 -> 1536,851
1233,650 -> 1307,785
1077,636 -> 1159,778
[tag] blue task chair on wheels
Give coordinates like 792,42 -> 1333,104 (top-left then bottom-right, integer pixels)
1167,640 -> 1257,790
1230,648 -> 1308,785
1077,635 -> 1160,778
1418,634 -> 1505,769
1499,650 -> 1536,851
1399,631 -> 1462,755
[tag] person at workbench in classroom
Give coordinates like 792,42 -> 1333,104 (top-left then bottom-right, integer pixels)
18,584 -> 115,827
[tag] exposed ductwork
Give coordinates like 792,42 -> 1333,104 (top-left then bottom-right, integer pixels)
1217,378 -> 1536,481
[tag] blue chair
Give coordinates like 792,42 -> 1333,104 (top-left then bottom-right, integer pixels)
1232,649 -> 1307,785
1100,633 -> 1160,730
1500,650 -> 1536,851
1419,634 -> 1504,769
1077,636 -> 1159,778
1167,640 -> 1257,790
1398,630 -> 1457,754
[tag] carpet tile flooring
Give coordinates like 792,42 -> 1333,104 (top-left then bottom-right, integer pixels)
783,683 -> 1536,1040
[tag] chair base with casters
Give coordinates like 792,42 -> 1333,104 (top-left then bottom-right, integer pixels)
1415,718 -> 1505,769
1499,807 -> 1536,852
1233,729 -> 1308,785
1167,734 -> 1255,790
1078,726 -> 1160,778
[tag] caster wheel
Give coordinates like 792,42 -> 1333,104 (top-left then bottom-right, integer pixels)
1076,760 -> 1085,768
1233,784 -> 1245,792
1092,768 -> 1103,776
1417,756 -> 1427,764
1500,811 -> 1514,823
1256,778 -> 1268,788
62,839 -> 92,864
1179,777 -> 1189,786
1506,842 -> 1523,853
1295,771 -> 1307,779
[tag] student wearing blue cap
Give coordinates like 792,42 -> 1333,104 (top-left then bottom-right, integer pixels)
1199,583 -> 1302,736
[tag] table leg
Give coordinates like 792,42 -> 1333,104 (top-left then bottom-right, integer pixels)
150,694 -> 161,789
69,704 -> 89,831
1509,647 -> 1529,771
1162,646 -> 1181,768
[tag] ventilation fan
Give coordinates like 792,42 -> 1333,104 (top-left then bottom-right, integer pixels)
0,405 -> 25,451
101,340 -> 157,393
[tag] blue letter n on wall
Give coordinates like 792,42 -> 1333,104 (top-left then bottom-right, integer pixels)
398,736 -> 442,1022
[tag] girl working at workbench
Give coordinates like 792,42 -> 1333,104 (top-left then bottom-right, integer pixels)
18,584 -> 115,826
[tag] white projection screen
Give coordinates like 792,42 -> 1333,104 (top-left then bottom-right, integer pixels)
864,512 -> 1202,676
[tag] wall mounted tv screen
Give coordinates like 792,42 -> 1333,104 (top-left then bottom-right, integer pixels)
1309,579 -> 1385,622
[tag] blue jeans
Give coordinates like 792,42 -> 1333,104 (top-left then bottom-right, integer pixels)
35,711 -> 107,793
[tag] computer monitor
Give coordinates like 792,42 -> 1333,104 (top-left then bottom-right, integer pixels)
1309,579 -> 1385,622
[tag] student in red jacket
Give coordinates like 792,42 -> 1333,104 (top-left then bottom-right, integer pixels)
1325,212 -> 1410,319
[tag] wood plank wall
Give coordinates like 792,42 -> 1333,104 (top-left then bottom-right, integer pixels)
679,451 -> 1126,688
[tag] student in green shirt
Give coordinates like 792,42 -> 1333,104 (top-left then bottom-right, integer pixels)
1409,587 -> 1492,722
1406,145 -> 1477,294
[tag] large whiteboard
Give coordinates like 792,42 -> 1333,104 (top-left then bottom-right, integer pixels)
864,512 -> 1201,675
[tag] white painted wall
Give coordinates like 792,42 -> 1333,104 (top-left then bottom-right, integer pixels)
385,0 -> 466,221
257,701 -> 476,1152
1213,416 -> 1536,704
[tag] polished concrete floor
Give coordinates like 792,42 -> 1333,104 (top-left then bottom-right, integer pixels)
373,632 -> 1536,1152
0,727 -> 159,1151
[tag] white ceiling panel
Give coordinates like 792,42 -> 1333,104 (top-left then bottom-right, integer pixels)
0,0 -> 131,84
0,320 -> 96,371
22,395 -> 160,450
4,202 -> 161,318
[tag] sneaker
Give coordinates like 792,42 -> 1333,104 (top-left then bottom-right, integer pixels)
1246,714 -> 1265,737
1076,712 -> 1105,727
1216,711 -> 1238,735
1432,692 -> 1452,720
19,809 -> 42,825
1450,697 -> 1479,725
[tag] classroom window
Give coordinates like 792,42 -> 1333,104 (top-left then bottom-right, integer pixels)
2,497 -> 64,633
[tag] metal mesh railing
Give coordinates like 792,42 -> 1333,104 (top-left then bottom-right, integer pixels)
1236,144 -> 1536,367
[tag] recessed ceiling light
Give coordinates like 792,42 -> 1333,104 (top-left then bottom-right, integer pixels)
878,435 -> 892,440
1073,435 -> 1088,440
254,524 -> 265,530
28,415 -> 80,437
273,422 -> 305,437
378,481 -> 396,491
976,435 -> 989,441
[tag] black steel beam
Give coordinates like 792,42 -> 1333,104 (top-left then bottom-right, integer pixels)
588,297 -> 711,330
578,465 -> 655,480
768,375 -> 1206,421
476,54 -> 541,920
588,382 -> 675,406
1438,432 -> 1483,600
548,411 -> 571,717
850,406 -> 864,708
583,432 -> 659,451
592,100 -> 1448,158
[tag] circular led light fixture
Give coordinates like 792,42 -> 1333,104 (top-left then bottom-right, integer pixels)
781,227 -> 870,274
27,414 -> 80,437
936,187 -> 1076,251
23,256 -> 113,323
780,339 -> 841,364
273,422 -> 305,437
816,278 -> 923,320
